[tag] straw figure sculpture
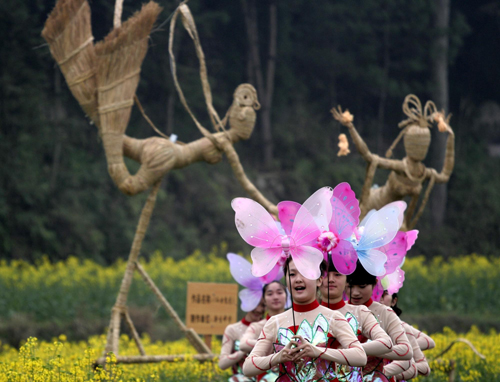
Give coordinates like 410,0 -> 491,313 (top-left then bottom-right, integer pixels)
42,0 -> 278,364
332,94 -> 455,230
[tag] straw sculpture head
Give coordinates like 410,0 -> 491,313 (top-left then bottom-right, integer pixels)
42,0 -> 98,127
387,94 -> 438,162
229,84 -> 260,141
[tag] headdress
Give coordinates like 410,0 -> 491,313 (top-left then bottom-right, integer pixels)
371,230 -> 418,301
227,253 -> 284,312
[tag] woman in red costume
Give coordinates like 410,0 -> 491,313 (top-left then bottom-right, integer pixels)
243,258 -> 367,381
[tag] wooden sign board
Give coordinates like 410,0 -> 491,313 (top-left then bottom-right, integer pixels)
186,282 -> 239,335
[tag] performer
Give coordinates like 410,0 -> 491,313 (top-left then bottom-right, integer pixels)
381,291 -> 432,379
381,292 -> 435,351
346,263 -> 413,379
219,299 -> 266,377
319,261 -> 393,358
220,254 -> 271,379
240,281 -> 288,353
242,258 -> 367,380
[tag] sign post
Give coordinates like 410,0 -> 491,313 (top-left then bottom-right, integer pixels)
186,282 -> 239,350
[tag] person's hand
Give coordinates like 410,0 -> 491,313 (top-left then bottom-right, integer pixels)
290,335 -> 321,361
233,350 -> 246,361
277,340 -> 299,364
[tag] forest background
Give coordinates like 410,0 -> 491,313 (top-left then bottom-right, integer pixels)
1,0 -> 499,266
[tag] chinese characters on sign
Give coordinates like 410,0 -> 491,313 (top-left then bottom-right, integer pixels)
186,282 -> 238,335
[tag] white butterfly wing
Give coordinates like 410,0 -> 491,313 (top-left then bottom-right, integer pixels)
357,204 -> 401,250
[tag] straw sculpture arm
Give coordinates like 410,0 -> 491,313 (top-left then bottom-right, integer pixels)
331,106 -> 404,172
432,128 -> 455,183
167,3 -> 277,216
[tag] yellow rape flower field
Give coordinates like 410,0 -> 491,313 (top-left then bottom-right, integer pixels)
0,327 -> 498,381
0,252 -> 499,380
0,334 -> 231,381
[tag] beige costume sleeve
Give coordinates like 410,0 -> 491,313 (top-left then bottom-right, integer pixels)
415,328 -> 436,350
410,326 -> 431,376
393,360 -> 418,380
242,317 -> 280,377
378,309 -> 413,361
385,322 -> 428,378
219,325 -> 246,370
358,308 -> 393,356
239,321 -> 261,353
319,315 -> 367,366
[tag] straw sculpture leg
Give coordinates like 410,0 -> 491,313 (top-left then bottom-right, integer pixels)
104,181 -> 162,356
103,180 -> 211,360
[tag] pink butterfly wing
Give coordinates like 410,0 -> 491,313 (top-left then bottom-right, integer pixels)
386,268 -> 405,295
378,231 -> 408,275
232,198 -> 282,248
260,262 -> 284,284
291,188 -> 332,246
251,247 -> 284,278
289,245 -> 324,280
227,252 -> 263,290
302,187 -> 333,232
277,201 -> 301,236
406,230 -> 419,251
330,183 -> 360,239
331,240 -> 358,275
372,278 -> 384,302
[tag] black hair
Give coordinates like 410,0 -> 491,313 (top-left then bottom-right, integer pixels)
391,293 -> 403,316
283,256 -> 327,279
327,256 -> 345,274
262,280 -> 286,295
346,260 -> 377,286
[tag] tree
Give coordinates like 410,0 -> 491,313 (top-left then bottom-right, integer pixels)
430,0 -> 451,228
240,0 -> 277,168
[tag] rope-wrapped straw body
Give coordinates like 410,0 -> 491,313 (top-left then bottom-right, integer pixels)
42,0 -> 98,125
363,171 -> 423,214
95,2 -> 162,195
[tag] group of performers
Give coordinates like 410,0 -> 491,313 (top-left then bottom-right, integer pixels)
219,184 -> 435,382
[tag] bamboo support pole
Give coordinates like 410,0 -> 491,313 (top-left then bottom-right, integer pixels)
96,353 -> 216,365
104,181 -> 161,355
135,262 -> 185,330
123,310 -> 146,356
134,261 -> 212,354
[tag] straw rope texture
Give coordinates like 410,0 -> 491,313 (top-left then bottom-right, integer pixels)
332,95 -> 455,230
